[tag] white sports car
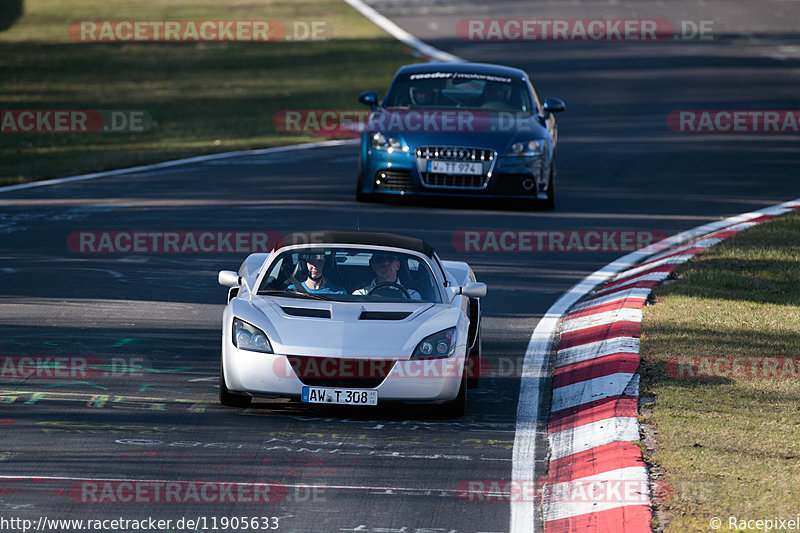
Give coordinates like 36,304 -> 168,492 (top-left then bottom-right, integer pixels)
217,231 -> 486,416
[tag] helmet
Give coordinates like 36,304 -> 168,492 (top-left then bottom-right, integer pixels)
410,86 -> 434,106
370,252 -> 398,264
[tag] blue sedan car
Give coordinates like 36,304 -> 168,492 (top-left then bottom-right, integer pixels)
356,62 -> 565,209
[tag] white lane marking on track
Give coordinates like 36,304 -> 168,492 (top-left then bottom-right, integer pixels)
0,139 -> 357,194
342,0 -> 464,62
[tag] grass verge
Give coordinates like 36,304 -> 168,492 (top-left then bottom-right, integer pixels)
0,0 -> 417,185
640,209 -> 800,531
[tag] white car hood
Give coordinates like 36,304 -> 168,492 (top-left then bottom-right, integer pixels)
240,297 -> 455,359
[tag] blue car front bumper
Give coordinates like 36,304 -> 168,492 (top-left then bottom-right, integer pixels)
358,138 -> 551,200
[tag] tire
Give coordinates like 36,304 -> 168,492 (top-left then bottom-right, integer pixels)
355,165 -> 373,203
356,182 -> 374,203
540,161 -> 556,211
219,361 -> 251,408
467,329 -> 482,389
442,370 -> 467,418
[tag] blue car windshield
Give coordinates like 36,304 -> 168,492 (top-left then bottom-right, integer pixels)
258,248 -> 442,303
384,71 -> 534,113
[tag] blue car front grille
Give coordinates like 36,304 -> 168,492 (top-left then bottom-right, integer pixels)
415,146 -> 495,162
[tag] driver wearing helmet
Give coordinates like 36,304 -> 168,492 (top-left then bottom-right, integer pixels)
287,253 -> 346,294
410,86 -> 435,106
353,252 -> 421,299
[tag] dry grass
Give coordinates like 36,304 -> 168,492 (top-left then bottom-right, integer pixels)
640,210 -> 800,532
0,0 -> 417,184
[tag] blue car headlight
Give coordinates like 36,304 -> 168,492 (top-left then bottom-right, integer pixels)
507,139 -> 546,157
370,132 -> 406,153
411,327 -> 456,359
232,318 -> 273,353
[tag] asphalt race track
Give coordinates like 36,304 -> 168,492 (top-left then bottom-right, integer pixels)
1,1 -> 799,532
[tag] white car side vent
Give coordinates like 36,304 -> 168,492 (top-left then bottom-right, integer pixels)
281,307 -> 332,319
359,311 -> 413,321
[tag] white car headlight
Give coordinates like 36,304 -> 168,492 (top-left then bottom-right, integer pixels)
507,139 -> 546,157
411,327 -> 456,359
370,132 -> 405,153
232,318 -> 273,353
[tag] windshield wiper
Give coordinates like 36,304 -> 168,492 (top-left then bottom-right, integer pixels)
256,289 -> 331,301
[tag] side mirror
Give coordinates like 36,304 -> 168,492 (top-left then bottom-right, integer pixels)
540,98 -> 566,121
543,98 -> 566,113
359,90 -> 379,110
218,270 -> 240,287
460,282 -> 487,298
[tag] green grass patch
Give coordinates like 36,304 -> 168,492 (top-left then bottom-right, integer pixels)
640,210 -> 800,531
0,0 -> 417,185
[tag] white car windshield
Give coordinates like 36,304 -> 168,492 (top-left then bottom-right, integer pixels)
257,247 -> 442,303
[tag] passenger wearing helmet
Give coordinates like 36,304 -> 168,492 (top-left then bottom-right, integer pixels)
482,82 -> 512,109
287,253 -> 346,294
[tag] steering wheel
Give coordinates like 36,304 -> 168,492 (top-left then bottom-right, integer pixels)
367,281 -> 411,299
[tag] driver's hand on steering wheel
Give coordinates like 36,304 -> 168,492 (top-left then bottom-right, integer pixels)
367,281 -> 411,299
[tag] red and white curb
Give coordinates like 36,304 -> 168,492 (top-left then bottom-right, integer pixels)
539,199 -> 800,532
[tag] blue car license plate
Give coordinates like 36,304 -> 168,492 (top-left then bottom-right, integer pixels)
428,160 -> 483,175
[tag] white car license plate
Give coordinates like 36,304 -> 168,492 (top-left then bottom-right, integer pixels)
302,386 -> 378,406
428,160 -> 483,175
